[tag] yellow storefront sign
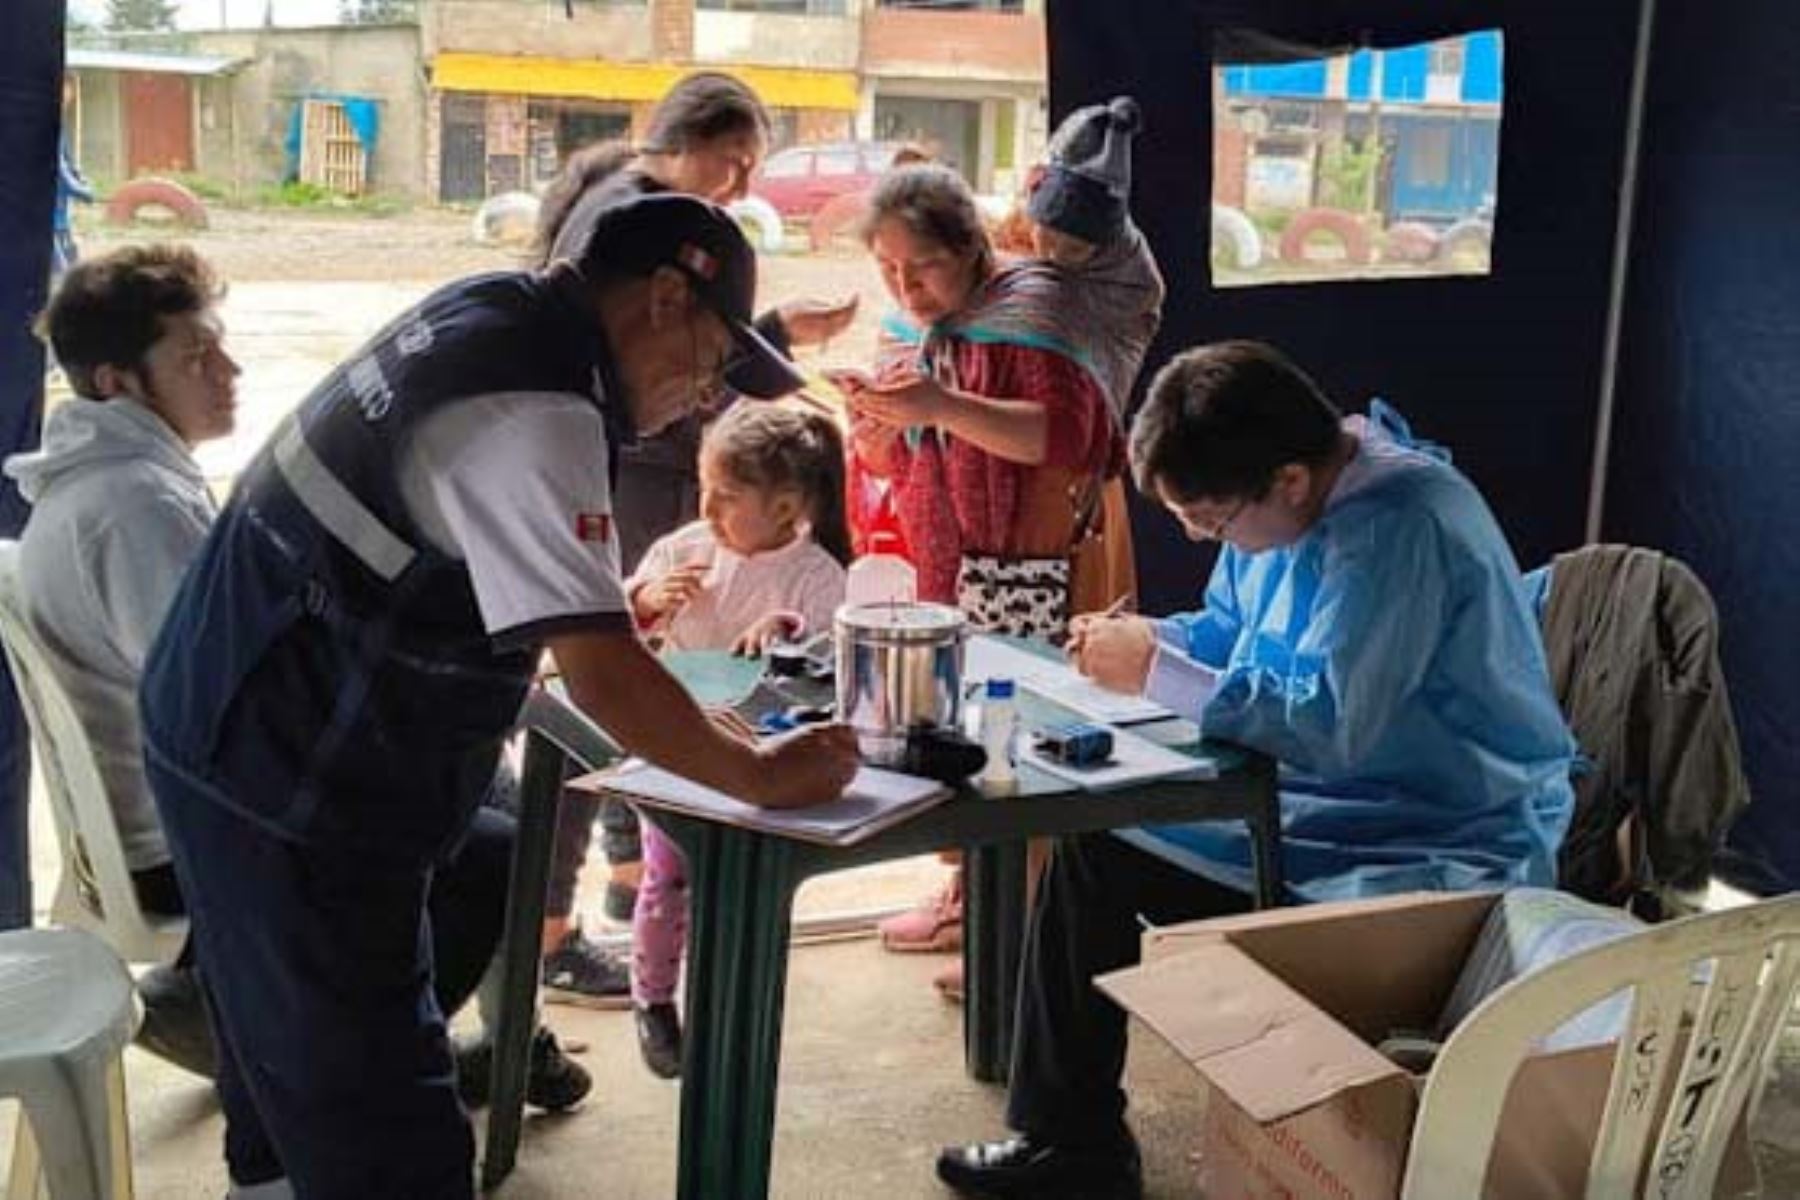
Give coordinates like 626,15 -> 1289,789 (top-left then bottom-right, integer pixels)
433,53 -> 859,112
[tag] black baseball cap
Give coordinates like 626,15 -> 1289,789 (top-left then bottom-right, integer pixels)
569,192 -> 805,400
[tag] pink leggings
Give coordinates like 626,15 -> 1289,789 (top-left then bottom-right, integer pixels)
631,820 -> 688,1006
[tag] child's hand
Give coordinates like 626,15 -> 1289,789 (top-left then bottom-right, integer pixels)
731,611 -> 805,658
632,562 -> 710,623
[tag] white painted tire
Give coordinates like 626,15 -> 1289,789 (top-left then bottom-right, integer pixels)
472,191 -> 541,248
729,195 -> 785,254
1210,203 -> 1262,270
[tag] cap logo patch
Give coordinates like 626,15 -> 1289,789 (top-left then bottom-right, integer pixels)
677,243 -> 719,281
575,512 -> 612,543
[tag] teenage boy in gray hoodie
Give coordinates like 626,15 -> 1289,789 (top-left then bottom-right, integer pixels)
5,244 -> 237,1076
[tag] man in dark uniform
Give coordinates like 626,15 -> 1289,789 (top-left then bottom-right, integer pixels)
140,193 -> 859,1199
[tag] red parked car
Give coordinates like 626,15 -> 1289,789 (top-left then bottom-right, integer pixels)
751,141 -> 903,221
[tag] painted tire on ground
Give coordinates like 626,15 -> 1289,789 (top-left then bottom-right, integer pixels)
1382,221 -> 1442,264
810,190 -> 872,254
728,195 -> 785,254
471,191 -> 541,247
105,178 -> 209,230
1210,203 -> 1263,270
1437,219 -> 1494,268
1278,207 -> 1372,266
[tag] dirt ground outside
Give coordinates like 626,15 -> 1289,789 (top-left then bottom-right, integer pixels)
69,207 -> 888,485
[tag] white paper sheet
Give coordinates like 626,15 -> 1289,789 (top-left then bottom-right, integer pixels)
1016,722 -> 1217,791
965,637 -> 1174,726
592,762 -> 950,846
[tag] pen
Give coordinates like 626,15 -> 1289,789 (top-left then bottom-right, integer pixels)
1101,592 -> 1134,619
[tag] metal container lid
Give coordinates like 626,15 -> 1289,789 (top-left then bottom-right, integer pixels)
834,601 -> 967,643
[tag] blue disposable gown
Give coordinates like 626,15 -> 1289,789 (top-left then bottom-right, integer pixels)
1124,405 -> 1576,902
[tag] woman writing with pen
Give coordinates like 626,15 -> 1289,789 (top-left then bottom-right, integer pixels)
837,165 -> 1134,642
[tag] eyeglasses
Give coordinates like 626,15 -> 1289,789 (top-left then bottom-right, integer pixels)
1185,497 -> 1248,542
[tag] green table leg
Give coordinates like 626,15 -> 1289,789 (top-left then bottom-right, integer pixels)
676,822 -> 800,1200
481,732 -> 562,1190
963,840 -> 1029,1084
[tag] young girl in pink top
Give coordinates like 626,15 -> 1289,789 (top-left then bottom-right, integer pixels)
625,402 -> 851,1076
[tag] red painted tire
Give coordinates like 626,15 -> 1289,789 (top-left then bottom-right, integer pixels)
1381,221 -> 1441,264
1278,207 -> 1371,266
105,178 -> 209,230
809,190 -> 872,254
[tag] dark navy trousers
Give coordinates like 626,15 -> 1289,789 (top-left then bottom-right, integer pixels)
150,746 -> 511,1198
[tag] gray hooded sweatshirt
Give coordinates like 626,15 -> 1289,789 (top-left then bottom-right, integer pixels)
3,398 -> 216,871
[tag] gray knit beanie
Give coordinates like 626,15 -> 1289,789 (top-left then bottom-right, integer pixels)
1026,95 -> 1141,246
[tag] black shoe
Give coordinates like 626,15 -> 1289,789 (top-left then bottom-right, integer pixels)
602,880 -> 639,924
936,1134 -> 1142,1199
455,1027 -> 592,1112
541,928 -> 632,1010
635,1002 -> 682,1079
135,964 -> 219,1079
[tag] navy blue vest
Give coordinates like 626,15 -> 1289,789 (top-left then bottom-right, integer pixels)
142,271 -> 627,860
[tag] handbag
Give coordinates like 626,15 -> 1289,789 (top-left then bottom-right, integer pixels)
956,552 -> 1072,641
955,474 -> 1109,644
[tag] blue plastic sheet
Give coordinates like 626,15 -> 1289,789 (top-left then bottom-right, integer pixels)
283,94 -> 382,185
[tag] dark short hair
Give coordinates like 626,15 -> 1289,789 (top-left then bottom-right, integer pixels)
1130,341 -> 1343,503
41,244 -> 224,401
641,71 -> 771,155
858,164 -> 994,281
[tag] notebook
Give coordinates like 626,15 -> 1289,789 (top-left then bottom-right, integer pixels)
574,762 -> 952,847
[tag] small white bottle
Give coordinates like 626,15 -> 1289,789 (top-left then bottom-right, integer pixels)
977,677 -> 1018,791
844,531 -> 918,608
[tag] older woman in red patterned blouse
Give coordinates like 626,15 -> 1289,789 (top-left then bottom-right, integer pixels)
840,165 -> 1129,635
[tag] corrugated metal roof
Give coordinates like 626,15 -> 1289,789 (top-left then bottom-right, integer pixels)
66,48 -> 249,77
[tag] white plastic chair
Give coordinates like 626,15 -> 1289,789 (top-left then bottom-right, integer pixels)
0,543 -> 186,964
0,927 -> 139,1199
1403,893 -> 1800,1199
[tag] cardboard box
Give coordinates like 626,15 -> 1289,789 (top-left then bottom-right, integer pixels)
1097,891 -> 1755,1200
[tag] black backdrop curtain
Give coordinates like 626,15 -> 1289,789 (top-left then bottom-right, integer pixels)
1047,0 -> 1799,890
1607,0 -> 1800,889
1046,0 -> 1641,610
0,0 -> 63,924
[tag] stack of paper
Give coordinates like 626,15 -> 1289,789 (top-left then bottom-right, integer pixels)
965,638 -> 1173,726
577,763 -> 951,847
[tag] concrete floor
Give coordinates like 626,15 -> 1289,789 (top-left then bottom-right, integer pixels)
0,892 -> 1218,1199
6,845 -> 1800,1197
